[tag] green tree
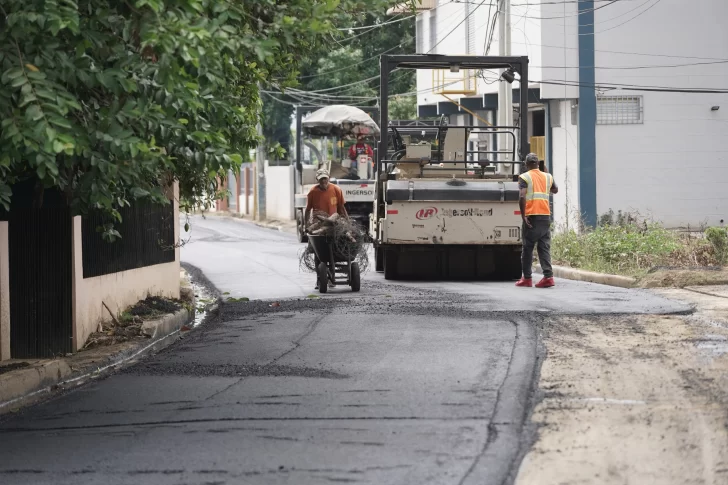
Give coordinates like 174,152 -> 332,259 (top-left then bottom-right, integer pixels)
262,11 -> 416,159
389,95 -> 417,120
0,0 -> 405,237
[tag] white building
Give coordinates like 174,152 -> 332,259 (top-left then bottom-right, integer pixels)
410,0 -> 728,229
406,0 -> 545,164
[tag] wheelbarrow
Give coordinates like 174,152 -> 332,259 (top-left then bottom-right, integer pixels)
308,235 -> 361,293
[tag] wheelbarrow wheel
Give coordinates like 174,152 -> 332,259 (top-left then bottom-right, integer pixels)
317,262 -> 328,293
350,262 -> 361,292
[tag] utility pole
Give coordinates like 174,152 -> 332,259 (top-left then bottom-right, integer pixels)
255,94 -> 266,221
497,0 -> 514,175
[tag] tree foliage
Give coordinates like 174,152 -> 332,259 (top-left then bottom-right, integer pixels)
262,10 -> 417,158
0,0 -> 402,236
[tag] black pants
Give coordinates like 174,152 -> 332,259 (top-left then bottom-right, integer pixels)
522,216 -> 553,278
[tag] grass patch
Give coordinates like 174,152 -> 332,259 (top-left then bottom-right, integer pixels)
552,210 -> 725,280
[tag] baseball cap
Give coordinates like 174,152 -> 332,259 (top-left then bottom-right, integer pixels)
316,169 -> 330,180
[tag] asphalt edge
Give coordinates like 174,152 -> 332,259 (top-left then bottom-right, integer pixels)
0,309 -> 195,415
460,317 -> 540,485
535,263 -> 637,288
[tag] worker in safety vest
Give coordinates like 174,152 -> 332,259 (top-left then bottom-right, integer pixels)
516,153 -> 559,288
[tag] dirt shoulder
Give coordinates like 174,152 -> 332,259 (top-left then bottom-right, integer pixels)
516,288 -> 728,484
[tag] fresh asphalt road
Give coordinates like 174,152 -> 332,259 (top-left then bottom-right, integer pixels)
0,216 -> 689,485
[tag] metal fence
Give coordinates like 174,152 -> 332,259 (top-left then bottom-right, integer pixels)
82,201 -> 175,278
8,207 -> 74,358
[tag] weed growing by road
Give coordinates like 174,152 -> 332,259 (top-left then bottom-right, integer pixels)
552,211 -> 723,277
705,227 -> 728,264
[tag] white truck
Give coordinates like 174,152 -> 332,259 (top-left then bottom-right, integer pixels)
372,55 -> 532,280
293,105 -> 379,242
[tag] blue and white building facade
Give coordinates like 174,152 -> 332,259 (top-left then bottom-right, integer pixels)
411,0 -> 728,229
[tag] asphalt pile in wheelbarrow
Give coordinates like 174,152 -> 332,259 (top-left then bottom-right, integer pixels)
300,211 -> 369,273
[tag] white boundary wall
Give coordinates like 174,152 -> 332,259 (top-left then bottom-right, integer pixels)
265,163 -> 294,221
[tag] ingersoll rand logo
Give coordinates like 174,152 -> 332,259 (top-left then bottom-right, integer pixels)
415,207 -> 438,220
346,189 -> 373,196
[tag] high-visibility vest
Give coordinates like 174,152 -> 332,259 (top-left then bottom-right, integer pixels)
519,169 -> 553,216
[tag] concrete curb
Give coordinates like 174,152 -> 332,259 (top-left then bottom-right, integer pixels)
535,264 -> 637,288
142,308 -> 192,339
0,308 -> 194,414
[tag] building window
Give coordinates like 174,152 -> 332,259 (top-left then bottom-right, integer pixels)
597,95 -> 643,125
549,100 -> 561,128
465,3 -> 476,54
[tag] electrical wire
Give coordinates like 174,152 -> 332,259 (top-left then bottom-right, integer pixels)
514,0 -> 621,20
565,0 -> 652,28
534,59 -> 728,70
512,41 -> 728,62
336,14 -> 415,31
535,79 -> 728,94
427,0 -> 489,54
279,0 -> 486,100
484,0 -> 501,55
262,78 -> 465,107
481,0 -> 496,54
579,0 -> 664,35
297,44 -> 403,80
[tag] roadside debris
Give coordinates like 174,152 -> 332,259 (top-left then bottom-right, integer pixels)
299,210 -> 369,273
83,296 -> 184,349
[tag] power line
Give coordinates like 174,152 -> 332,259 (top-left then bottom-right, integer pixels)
281,0 -> 484,99
297,44 -> 403,80
536,79 -> 728,94
484,0 -> 501,55
427,0 -> 490,54
286,74 -> 383,94
336,14 -> 415,31
481,0 -> 496,54
564,0 -> 652,28
511,41 -> 728,61
579,0 -> 664,35
514,0 -> 621,20
535,59 -> 728,70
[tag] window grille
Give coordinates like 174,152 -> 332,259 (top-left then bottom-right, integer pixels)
549,100 -> 561,127
465,4 -> 476,54
597,95 -> 643,124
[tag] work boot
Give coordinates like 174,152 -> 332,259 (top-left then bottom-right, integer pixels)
535,277 -> 555,288
515,277 -> 533,287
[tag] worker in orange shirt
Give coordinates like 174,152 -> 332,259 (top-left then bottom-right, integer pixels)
516,153 -> 559,288
304,169 -> 348,289
304,169 -> 348,227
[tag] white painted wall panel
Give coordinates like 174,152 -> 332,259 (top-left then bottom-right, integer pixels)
538,0 -> 579,99
416,2 -> 543,105
265,164 -> 294,221
593,0 -> 728,227
551,100 -> 581,231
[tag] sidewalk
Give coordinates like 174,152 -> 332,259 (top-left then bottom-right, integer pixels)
203,210 -> 297,235
516,285 -> 728,485
0,271 -> 198,414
